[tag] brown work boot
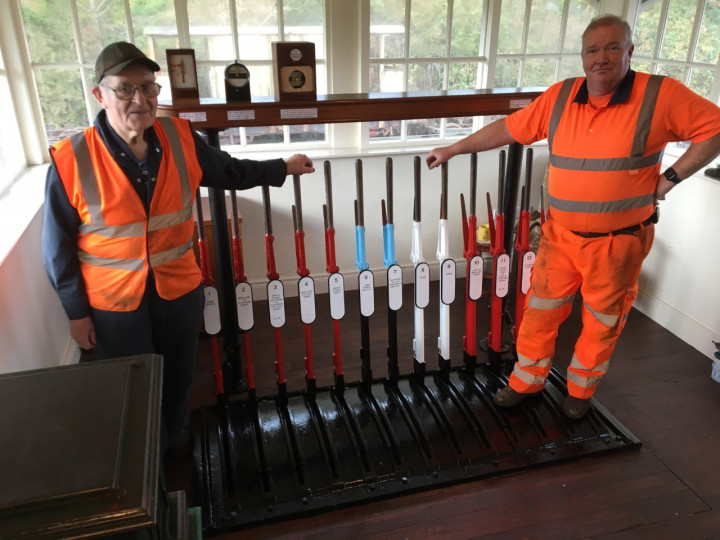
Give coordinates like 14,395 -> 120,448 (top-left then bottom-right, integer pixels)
493,386 -> 536,408
563,395 -> 591,419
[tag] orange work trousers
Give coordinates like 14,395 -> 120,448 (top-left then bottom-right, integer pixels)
509,217 -> 654,399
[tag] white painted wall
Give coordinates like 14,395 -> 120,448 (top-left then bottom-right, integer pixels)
635,172 -> 720,360
0,190 -> 79,375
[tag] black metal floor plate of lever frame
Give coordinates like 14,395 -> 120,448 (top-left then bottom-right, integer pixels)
194,362 -> 640,533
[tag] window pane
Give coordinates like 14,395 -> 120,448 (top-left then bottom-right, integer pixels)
655,63 -> 685,81
450,0 -> 483,57
370,0 -> 406,59
523,58 -> 557,87
443,117 -> 473,138
252,65 -> 276,98
526,0 -> 563,55
498,0 -> 526,54
632,60 -> 653,74
247,126 -> 284,145
197,65 -> 222,100
407,118 -> 440,139
77,0 -> 128,62
660,0 -> 695,61
219,127 -> 242,147
494,58 -> 521,87
20,1 -> 77,63
448,62 -> 480,89
563,0 -> 598,53
188,0 -> 232,62
236,0 -> 278,64
290,124 -> 326,143
370,64 -> 404,92
315,63 -> 327,95
688,67 -> 715,98
36,69 -> 88,145
369,120 -> 401,140
558,55 -> 582,80
633,0 -> 662,58
695,1 -> 720,64
408,62 -> 445,91
409,0 -> 447,58
284,0 -> 325,59
0,76 -> 25,187
132,0 -> 178,65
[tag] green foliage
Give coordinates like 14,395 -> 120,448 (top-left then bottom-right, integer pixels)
35,69 -> 87,135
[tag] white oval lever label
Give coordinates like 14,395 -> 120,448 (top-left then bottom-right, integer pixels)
440,259 -> 456,305
387,264 -> 403,311
298,276 -> 316,324
235,281 -> 254,331
359,269 -> 375,317
495,254 -> 511,298
468,255 -> 483,301
328,273 -> 345,320
414,262 -> 430,309
267,279 -> 286,328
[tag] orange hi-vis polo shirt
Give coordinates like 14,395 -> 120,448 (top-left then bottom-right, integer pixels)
505,70 -> 720,233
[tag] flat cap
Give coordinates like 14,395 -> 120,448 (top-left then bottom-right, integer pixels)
95,41 -> 160,84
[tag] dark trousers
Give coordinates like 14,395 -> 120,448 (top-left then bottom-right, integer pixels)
91,278 -> 204,441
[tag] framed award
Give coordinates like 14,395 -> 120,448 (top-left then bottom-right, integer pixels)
166,49 -> 199,102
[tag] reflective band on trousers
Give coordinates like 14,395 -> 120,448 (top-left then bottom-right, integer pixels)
512,362 -> 550,386
528,293 -> 575,310
516,352 -> 552,369
584,302 -> 619,327
570,353 -> 610,375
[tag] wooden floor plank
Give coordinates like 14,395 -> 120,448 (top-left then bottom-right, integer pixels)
597,508 -> 720,540
480,490 -> 710,540
206,452 -> 679,539
349,470 -> 692,540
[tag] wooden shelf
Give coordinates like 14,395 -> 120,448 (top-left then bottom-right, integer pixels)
157,88 -> 543,130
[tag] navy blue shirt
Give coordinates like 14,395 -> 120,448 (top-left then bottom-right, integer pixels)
43,110 -> 288,319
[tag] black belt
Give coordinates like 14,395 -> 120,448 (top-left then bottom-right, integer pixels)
571,209 -> 658,238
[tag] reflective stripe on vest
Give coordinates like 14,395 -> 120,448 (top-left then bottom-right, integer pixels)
73,118 -> 192,246
547,75 -> 664,217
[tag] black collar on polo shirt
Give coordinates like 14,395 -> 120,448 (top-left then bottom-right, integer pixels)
573,69 -> 636,105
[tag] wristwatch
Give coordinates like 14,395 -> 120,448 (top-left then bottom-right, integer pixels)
663,167 -> 682,184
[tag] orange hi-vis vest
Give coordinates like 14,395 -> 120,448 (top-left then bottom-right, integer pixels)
51,117 -> 203,312
547,73 -> 664,233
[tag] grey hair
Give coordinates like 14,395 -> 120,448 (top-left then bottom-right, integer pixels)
582,14 -> 633,47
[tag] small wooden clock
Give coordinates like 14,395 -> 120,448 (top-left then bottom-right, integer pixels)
272,42 -> 317,102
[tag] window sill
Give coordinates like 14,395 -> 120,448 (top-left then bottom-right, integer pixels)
0,165 -> 47,267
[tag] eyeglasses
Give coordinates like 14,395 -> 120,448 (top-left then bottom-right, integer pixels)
101,82 -> 162,100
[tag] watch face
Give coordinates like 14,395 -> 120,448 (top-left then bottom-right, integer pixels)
288,69 -> 306,89
226,63 -> 249,87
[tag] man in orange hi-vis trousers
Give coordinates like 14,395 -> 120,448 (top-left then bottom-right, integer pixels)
426,15 -> 720,419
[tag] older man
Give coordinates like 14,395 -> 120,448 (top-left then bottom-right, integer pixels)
43,42 -> 314,456
427,15 -> 720,419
